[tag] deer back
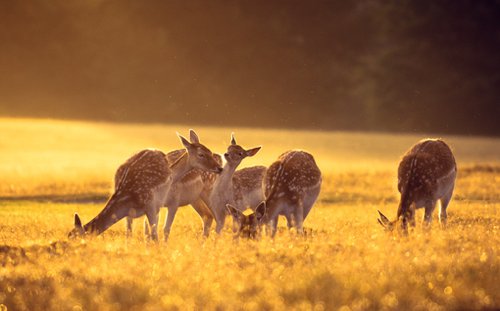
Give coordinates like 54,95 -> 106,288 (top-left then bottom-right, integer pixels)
114,149 -> 171,205
398,139 -> 457,208
265,150 -> 321,202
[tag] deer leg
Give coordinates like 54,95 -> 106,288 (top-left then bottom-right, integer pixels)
145,210 -> 160,241
214,209 -> 227,234
274,216 -> 280,232
303,185 -> 320,220
191,199 -> 214,237
266,200 -> 285,237
400,202 -> 415,233
126,216 -> 133,237
439,188 -> 453,228
294,200 -> 305,235
125,207 -> 146,238
203,215 -> 214,237
284,212 -> 294,229
408,203 -> 416,227
209,202 -> 228,235
269,216 -> 279,238
163,206 -> 179,241
144,217 -> 150,238
423,200 -> 436,229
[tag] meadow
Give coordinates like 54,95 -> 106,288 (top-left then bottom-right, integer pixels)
0,118 -> 499,310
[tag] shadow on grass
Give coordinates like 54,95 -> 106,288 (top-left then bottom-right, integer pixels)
0,241 -> 79,267
0,194 -> 108,204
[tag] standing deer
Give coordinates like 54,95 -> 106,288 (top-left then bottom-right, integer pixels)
124,149 -> 222,238
378,138 -> 457,232
157,148 -> 222,240
68,130 -> 222,241
209,133 -> 265,234
229,150 -> 322,238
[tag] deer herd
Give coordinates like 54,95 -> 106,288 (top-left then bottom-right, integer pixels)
68,130 -> 457,241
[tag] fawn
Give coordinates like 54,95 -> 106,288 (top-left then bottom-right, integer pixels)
226,202 -> 267,239
209,133 -> 265,234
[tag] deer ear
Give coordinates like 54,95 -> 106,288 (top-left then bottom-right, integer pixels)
189,129 -> 200,144
255,202 -> 267,221
377,210 -> 390,227
226,204 -> 242,219
230,132 -> 237,145
377,218 -> 386,228
246,146 -> 261,157
74,213 -> 83,229
178,133 -> 192,150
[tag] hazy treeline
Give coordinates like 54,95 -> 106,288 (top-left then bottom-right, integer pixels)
0,1 -> 498,135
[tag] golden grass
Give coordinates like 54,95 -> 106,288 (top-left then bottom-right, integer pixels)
1,200 -> 498,310
0,118 -> 499,310
1,117 -> 499,197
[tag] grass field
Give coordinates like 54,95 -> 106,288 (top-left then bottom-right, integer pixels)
0,118 -> 499,310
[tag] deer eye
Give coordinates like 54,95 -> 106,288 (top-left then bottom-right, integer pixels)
198,153 -> 205,158
238,152 -> 244,156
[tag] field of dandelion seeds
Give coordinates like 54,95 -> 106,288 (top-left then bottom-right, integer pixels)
0,118 -> 499,310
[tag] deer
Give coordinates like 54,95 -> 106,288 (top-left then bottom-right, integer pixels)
377,138 -> 457,233
228,150 -> 322,238
68,130 -> 223,241
125,133 -> 264,238
226,202 -> 267,239
124,149 -> 222,239
209,133 -> 265,234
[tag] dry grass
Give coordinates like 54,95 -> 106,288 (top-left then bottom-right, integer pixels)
1,117 -> 498,198
0,118 -> 499,310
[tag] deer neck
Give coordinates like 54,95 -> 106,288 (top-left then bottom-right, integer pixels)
83,194 -> 131,235
210,162 -> 238,208
213,162 -> 237,191
169,151 -> 192,183
83,210 -> 116,235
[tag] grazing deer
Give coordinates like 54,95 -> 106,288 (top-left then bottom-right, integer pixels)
68,130 -> 222,240
125,149 -> 222,238
231,150 -> 322,237
209,133 -> 265,234
378,138 -> 457,232
226,202 -> 267,239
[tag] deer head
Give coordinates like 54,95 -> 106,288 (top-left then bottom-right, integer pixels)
226,202 -> 267,239
224,133 -> 261,167
68,213 -> 86,238
178,129 -> 223,174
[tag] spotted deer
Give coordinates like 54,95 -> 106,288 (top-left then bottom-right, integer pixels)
226,202 -> 267,239
125,149 -> 222,238
231,150 -> 322,238
209,133 -> 265,234
68,130 -> 222,240
378,138 -> 457,232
